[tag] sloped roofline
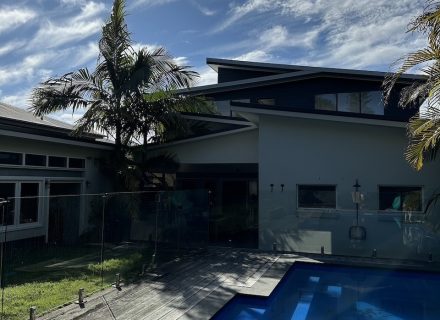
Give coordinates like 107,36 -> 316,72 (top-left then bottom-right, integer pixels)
179,58 -> 426,96
206,57 -> 427,81
0,101 -> 104,139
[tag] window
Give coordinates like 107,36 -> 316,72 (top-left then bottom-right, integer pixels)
361,91 -> 384,115
257,98 -> 275,106
69,158 -> 85,169
25,154 -> 46,167
315,94 -> 336,111
0,152 -> 22,165
298,185 -> 336,209
379,186 -> 422,212
19,183 -> 39,224
48,156 -> 67,168
0,183 -> 15,225
314,91 -> 385,115
338,93 -> 360,113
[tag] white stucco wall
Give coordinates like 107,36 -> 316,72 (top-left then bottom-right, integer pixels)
258,115 -> 440,260
0,134 -> 113,242
149,128 -> 258,164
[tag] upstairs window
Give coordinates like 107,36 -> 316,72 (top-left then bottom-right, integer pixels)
361,91 -> 384,115
379,186 -> 422,212
257,98 -> 276,106
298,185 -> 336,209
314,91 -> 384,115
338,93 -> 360,113
0,152 -> 22,165
315,94 -> 336,111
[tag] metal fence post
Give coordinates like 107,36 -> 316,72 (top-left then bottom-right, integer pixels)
100,194 -> 108,287
29,306 -> 36,320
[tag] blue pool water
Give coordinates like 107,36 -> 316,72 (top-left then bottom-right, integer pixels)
213,262 -> 440,320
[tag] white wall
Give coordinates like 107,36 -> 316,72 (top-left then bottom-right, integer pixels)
0,135 -> 113,242
149,128 -> 258,164
258,115 -> 440,260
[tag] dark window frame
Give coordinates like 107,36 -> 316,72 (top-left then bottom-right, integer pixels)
297,184 -> 337,209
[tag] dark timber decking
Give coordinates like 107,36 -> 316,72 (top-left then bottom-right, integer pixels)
39,249 -> 437,320
39,249 -> 302,320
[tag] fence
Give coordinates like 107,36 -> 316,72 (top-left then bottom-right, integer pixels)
0,190 -> 209,320
1,187 -> 440,319
260,189 -> 440,261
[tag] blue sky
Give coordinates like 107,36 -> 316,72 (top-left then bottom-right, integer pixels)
0,0 -> 427,122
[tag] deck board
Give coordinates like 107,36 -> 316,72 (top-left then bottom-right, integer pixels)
38,249 -> 288,320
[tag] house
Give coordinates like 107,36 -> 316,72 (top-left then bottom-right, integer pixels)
148,58 -> 440,259
0,102 -> 113,243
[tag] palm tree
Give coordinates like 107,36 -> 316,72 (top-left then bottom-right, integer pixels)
383,1 -> 440,171
31,0 -> 210,170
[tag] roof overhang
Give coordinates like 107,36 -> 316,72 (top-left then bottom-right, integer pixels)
0,128 -> 114,150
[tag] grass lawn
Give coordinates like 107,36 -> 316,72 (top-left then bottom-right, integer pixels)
0,243 -> 167,320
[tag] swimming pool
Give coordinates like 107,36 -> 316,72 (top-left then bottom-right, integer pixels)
213,262 -> 440,320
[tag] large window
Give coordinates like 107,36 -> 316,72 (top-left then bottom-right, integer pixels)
0,182 -> 41,226
379,186 -> 422,212
0,152 -> 22,165
314,91 -> 384,115
361,91 -> 384,115
0,183 -> 16,225
298,185 -> 336,209
315,94 -> 336,111
338,92 -> 360,113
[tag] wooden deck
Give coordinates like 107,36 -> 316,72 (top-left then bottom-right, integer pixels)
39,249 -> 300,320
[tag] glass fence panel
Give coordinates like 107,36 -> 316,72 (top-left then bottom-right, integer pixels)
262,189 -> 440,262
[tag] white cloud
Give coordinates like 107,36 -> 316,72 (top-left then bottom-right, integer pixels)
196,66 -> 217,86
73,42 -> 99,67
234,50 -> 273,62
190,1 -> 216,16
132,42 -> 161,53
0,6 -> 36,34
131,0 -> 177,9
0,51 -> 62,86
29,2 -> 105,49
174,56 -> 189,66
0,41 -> 26,57
213,0 -> 426,72
0,88 -> 33,108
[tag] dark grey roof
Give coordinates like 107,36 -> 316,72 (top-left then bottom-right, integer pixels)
0,102 -> 74,130
179,58 -> 427,96
0,101 -> 104,139
207,58 -> 427,81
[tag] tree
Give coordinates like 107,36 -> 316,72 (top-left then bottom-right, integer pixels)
384,1 -> 440,171
31,0 -> 211,188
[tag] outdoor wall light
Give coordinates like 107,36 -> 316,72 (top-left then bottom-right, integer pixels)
281,184 -> 285,192
270,184 -> 274,192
